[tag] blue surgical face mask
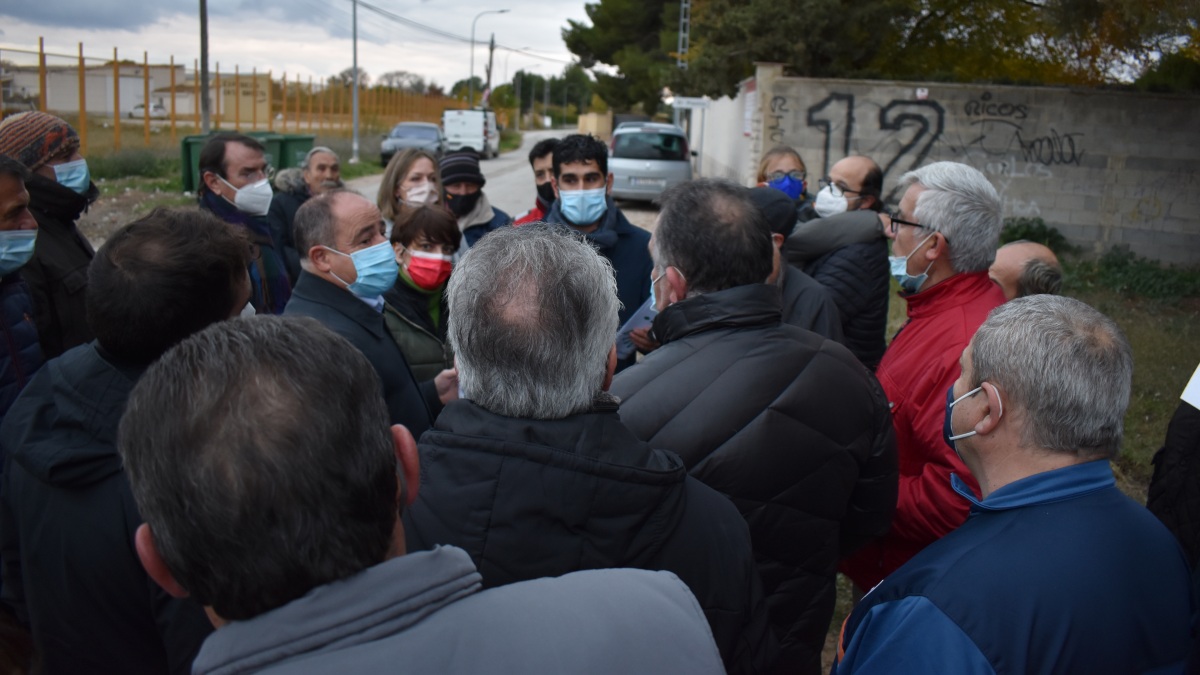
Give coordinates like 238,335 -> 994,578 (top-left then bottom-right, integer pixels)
888,232 -> 936,294
0,230 -> 37,276
560,187 -> 608,227
53,159 -> 91,195
324,240 -> 398,298
767,174 -> 805,201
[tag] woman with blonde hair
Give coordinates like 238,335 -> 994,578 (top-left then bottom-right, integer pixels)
756,145 -> 816,221
377,148 -> 443,235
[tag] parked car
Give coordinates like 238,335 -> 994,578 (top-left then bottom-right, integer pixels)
381,122 -> 446,166
609,123 -> 695,202
129,103 -> 168,119
442,109 -> 500,159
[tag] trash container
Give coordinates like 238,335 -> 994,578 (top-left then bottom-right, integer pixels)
279,134 -> 316,169
180,134 -> 211,193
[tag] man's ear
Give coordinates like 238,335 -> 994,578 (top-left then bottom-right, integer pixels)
665,266 -> 688,305
308,246 -> 334,273
202,171 -> 225,198
602,344 -> 617,391
974,382 -> 1005,436
551,176 -> 560,200
391,425 -> 420,507
605,172 -> 614,196
135,524 -> 190,599
926,231 -> 949,263
771,233 -> 785,251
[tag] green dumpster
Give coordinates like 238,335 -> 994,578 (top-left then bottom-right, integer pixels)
180,134 -> 211,193
279,134 -> 316,169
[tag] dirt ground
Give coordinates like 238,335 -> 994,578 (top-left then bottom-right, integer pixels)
76,183 -> 195,249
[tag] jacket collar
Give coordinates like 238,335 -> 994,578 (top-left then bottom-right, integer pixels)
293,271 -> 386,338
543,197 -> 627,251
903,271 -> 999,321
951,459 -> 1115,513
652,283 -> 783,345
199,190 -> 273,240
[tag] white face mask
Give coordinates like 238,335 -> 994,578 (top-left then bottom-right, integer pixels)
404,182 -> 438,206
220,176 -> 273,217
239,301 -> 257,318
814,184 -> 849,218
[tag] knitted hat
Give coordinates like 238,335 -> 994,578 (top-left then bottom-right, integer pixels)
749,186 -> 800,237
0,112 -> 81,172
439,151 -> 485,187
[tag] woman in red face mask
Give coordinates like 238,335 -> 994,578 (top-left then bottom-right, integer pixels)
383,205 -> 461,381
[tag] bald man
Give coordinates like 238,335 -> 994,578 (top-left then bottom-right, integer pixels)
989,241 -> 1062,300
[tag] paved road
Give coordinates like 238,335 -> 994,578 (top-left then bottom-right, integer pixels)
346,129 -> 658,233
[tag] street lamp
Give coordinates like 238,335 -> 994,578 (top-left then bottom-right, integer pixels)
469,9 -> 509,109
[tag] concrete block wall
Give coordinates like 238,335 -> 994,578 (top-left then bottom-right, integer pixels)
745,65 -> 1200,265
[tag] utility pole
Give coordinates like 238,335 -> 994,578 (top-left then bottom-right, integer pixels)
674,0 -> 691,127
514,71 -> 521,131
543,78 -> 549,129
484,34 -> 496,106
351,0 -> 360,163
199,0 -> 211,133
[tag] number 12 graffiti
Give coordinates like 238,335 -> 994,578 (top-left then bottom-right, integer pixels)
806,93 -> 945,201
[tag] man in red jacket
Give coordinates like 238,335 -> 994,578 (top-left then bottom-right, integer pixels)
840,161 -> 1005,592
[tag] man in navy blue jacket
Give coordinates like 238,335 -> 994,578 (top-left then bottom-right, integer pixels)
834,295 -> 1193,674
543,135 -> 651,370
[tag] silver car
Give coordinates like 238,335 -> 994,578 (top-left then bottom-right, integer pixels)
381,122 -> 446,166
609,123 -> 694,202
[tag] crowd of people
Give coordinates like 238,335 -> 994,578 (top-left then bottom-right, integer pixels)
0,110 -> 1193,674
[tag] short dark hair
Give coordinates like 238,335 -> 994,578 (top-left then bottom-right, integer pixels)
654,179 -> 773,294
390,204 -> 461,251
553,134 -> 607,178
119,315 -> 400,621
198,133 -> 265,194
528,137 -> 560,167
1018,258 -> 1063,297
861,161 -> 884,212
87,207 -> 249,363
0,154 -> 30,182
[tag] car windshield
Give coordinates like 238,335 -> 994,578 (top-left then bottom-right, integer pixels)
391,125 -> 438,140
612,132 -> 687,161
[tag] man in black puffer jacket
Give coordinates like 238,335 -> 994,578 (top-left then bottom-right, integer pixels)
405,223 -> 777,674
612,179 -> 897,675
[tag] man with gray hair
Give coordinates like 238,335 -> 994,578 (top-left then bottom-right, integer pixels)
834,295 -> 1192,673
268,146 -> 343,284
121,315 -> 727,674
403,223 -> 776,674
841,161 -> 1007,593
611,179 -> 897,675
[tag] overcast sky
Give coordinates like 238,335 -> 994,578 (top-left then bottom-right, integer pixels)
1,0 -> 587,88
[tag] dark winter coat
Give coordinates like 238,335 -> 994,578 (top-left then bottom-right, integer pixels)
0,275 -> 42,431
284,271 -> 437,436
266,184 -> 308,285
802,240 -> 889,371
382,277 -> 453,383
21,174 -> 96,359
0,343 -> 212,674
610,283 -> 897,675
1148,399 -> 1200,568
778,264 -> 843,344
404,398 -> 778,675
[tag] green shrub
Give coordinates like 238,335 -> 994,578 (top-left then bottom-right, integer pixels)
1000,217 -> 1076,254
88,150 -> 177,181
1068,245 -> 1200,300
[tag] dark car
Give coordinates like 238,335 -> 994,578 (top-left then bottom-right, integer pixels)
381,122 -> 447,166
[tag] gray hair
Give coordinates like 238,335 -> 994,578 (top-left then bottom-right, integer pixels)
899,162 -> 1002,273
293,189 -> 352,267
970,295 -> 1132,459
1018,258 -> 1063,297
302,146 -> 339,170
448,222 -> 619,419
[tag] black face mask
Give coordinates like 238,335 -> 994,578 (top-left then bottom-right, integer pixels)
446,190 -> 482,218
536,181 -> 557,205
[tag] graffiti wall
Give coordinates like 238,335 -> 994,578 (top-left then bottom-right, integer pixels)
731,65 -> 1200,265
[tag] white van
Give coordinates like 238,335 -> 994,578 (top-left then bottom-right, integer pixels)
442,109 -> 500,159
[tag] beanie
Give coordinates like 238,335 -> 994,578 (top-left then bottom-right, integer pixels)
749,186 -> 800,237
439,151 -> 485,187
0,112 -> 81,172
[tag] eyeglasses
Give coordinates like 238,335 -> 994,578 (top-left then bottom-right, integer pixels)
766,170 -> 806,183
886,210 -> 924,236
818,177 -> 863,198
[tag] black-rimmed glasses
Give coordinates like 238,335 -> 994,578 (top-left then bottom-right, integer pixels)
819,177 -> 863,198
